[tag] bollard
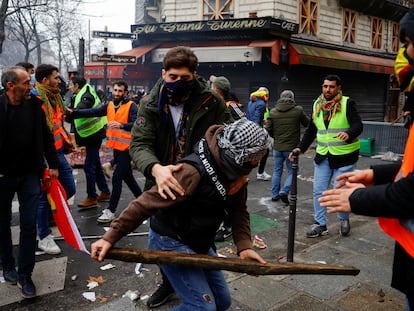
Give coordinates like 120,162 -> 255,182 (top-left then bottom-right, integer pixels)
287,150 -> 299,262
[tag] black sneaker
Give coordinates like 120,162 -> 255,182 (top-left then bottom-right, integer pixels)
271,195 -> 280,202
306,223 -> 328,238
215,226 -> 232,242
146,282 -> 175,308
340,219 -> 351,236
279,193 -> 289,204
3,267 -> 18,285
17,275 -> 36,298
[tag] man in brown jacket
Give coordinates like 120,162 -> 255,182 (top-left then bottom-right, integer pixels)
91,118 -> 270,310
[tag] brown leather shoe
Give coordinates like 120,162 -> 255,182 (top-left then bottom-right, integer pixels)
97,192 -> 111,202
77,197 -> 98,208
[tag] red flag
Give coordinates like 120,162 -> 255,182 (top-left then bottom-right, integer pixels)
43,169 -> 89,254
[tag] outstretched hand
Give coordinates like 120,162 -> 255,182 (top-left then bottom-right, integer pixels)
91,239 -> 112,262
239,248 -> 266,264
334,169 -> 374,189
319,183 -> 365,214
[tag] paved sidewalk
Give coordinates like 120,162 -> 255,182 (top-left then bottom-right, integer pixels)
90,151 -> 406,311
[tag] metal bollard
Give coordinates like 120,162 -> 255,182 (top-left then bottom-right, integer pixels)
287,150 -> 299,262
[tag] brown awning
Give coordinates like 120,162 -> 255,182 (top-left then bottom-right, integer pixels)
118,45 -> 158,58
248,40 -> 280,64
289,43 -> 395,74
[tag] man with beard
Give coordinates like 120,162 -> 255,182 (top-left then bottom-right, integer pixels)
35,64 -> 76,255
66,80 -> 142,223
129,46 -> 232,308
289,74 -> 363,238
0,66 -> 58,298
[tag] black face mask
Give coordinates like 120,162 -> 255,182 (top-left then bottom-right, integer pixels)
164,79 -> 195,105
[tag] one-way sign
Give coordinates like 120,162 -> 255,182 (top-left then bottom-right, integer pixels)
91,54 -> 137,64
92,31 -> 137,40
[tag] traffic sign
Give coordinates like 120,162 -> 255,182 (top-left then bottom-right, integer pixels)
91,54 -> 137,64
92,31 -> 138,40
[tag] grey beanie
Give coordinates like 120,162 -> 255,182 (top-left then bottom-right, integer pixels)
217,118 -> 271,165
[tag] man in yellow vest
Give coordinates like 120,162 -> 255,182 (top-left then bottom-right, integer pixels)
67,76 -> 110,208
290,74 -> 363,238
67,80 -> 142,223
319,7 -> 414,310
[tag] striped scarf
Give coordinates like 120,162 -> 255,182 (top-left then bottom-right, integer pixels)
314,91 -> 343,122
36,83 -> 65,131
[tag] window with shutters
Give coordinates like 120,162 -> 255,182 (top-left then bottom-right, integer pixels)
299,0 -> 318,35
202,0 -> 234,20
391,22 -> 400,52
342,9 -> 356,44
371,17 -> 383,49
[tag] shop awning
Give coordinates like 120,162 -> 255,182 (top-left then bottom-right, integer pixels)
248,40 -> 280,64
289,43 -> 395,74
118,44 -> 158,59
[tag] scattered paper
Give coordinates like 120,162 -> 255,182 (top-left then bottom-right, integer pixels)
87,281 -> 99,289
100,263 -> 116,270
316,260 -> 327,264
135,263 -> 142,274
252,235 -> 267,249
87,276 -> 105,284
82,292 -> 96,302
0,276 -> 5,283
123,290 -> 139,301
71,274 -> 78,281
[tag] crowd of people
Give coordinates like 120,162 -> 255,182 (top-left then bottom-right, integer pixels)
1,6 -> 414,310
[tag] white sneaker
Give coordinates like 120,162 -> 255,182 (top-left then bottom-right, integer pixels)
256,172 -> 271,181
97,209 -> 116,223
38,234 -> 61,254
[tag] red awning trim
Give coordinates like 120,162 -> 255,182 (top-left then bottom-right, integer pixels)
289,43 -> 395,74
118,44 -> 159,58
248,40 -> 280,64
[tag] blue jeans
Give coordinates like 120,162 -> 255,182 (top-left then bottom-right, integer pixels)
0,173 -> 40,277
84,142 -> 110,198
38,151 -> 76,240
148,229 -> 232,311
271,150 -> 293,198
313,158 -> 355,226
108,150 -> 141,213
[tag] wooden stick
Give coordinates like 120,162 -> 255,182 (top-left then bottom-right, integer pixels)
105,248 -> 359,276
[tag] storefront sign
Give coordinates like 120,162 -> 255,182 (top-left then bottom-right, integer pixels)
131,17 -> 298,37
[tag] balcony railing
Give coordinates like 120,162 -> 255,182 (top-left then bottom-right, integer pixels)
339,0 -> 412,21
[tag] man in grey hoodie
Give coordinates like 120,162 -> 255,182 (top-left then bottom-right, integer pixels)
265,90 -> 309,204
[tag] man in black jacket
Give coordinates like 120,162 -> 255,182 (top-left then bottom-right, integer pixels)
0,66 -> 59,298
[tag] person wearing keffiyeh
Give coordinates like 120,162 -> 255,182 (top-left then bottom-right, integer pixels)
91,118 -> 271,311
290,74 -> 363,239
35,64 -> 76,256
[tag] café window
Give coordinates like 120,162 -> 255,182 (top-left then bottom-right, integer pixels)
371,17 -> 383,49
202,0 -> 234,20
342,9 -> 356,44
299,0 -> 318,36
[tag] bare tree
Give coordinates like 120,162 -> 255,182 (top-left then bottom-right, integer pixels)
0,0 -> 10,54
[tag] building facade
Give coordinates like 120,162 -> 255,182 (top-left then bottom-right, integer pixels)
85,0 -> 413,121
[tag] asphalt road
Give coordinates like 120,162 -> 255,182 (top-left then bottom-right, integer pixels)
2,149 -> 406,311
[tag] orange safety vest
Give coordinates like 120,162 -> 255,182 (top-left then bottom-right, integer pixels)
378,122 -> 414,257
106,101 -> 133,151
42,103 -> 66,151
